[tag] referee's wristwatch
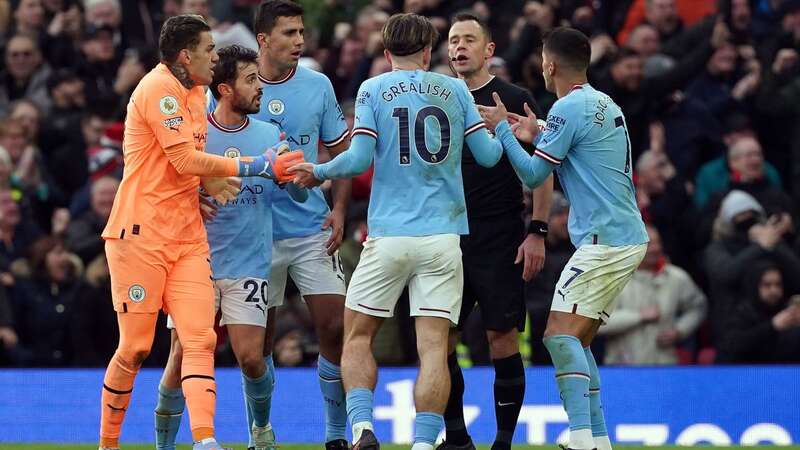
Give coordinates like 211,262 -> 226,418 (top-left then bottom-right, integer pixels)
527,220 -> 548,238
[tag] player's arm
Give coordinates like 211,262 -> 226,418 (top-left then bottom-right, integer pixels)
326,139 -> 353,212
464,123 -> 503,167
315,133 -> 376,179
496,120 -> 556,188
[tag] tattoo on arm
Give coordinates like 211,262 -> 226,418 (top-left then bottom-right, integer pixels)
168,63 -> 195,89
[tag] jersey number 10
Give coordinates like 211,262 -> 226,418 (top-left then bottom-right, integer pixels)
392,106 -> 451,166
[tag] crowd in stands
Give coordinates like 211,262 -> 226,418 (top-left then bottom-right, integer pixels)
0,0 -> 799,368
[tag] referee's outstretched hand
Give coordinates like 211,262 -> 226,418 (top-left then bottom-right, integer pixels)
508,102 -> 541,145
477,92 -> 508,131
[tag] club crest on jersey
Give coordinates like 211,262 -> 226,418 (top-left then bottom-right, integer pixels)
224,147 -> 241,158
159,96 -> 179,115
128,284 -> 146,303
268,99 -> 284,115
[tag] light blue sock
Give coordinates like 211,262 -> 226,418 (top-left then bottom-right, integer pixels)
544,335 -> 591,433
318,356 -> 347,442
155,384 -> 185,450
346,388 -> 374,428
244,355 -> 275,447
584,347 -> 608,437
414,412 -> 444,444
243,370 -> 271,428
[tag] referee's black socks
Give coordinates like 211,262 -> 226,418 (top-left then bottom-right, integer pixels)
492,353 -> 525,450
443,351 -> 471,445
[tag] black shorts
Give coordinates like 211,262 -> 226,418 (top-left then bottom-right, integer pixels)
458,216 -> 526,332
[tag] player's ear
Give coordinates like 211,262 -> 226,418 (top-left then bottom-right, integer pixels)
383,49 -> 392,66
177,48 -> 191,66
219,82 -> 233,98
486,41 -> 496,59
256,32 -> 269,49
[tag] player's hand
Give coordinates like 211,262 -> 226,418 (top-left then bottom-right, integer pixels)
268,149 -> 305,183
201,176 -> 241,205
639,304 -> 661,323
477,92 -> 509,131
288,162 -> 324,189
656,328 -> 680,348
516,234 -> 545,281
508,102 -> 541,144
322,208 -> 345,255
199,194 -> 218,221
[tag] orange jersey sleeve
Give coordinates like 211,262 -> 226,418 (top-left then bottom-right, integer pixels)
102,64 -> 235,243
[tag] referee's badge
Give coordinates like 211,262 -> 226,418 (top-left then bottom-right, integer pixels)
128,284 -> 146,303
268,99 -> 284,115
224,147 -> 241,158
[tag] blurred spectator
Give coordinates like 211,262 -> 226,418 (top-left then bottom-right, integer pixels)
11,235 -> 83,366
71,252 -> 117,366
0,188 -> 42,278
599,226 -> 707,365
64,175 -> 117,264
684,42 -> 761,118
9,0 -> 45,38
181,0 -> 258,51
76,23 -> 123,105
525,191 -> 573,365
0,282 -> 18,364
693,117 -> 782,209
703,190 -> 800,342
0,33 -> 51,116
717,261 -> 800,363
644,0 -> 684,43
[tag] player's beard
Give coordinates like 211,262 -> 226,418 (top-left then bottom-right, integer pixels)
233,93 -> 260,116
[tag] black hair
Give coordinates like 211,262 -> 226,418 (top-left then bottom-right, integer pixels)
542,26 -> 591,72
159,14 -> 211,64
382,13 -> 439,57
451,11 -> 492,41
253,0 -> 304,35
209,45 -> 259,100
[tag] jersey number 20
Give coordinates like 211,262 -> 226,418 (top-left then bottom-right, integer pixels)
392,106 -> 451,165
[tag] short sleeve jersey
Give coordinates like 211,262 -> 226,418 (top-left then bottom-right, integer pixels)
103,64 -> 210,243
208,65 -> 349,241
204,114 -> 279,280
534,83 -> 648,247
352,70 -> 486,237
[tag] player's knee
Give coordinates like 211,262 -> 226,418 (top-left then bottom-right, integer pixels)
318,314 -> 344,346
487,329 -> 519,358
182,327 -> 217,354
238,352 -> 266,378
118,343 -> 152,368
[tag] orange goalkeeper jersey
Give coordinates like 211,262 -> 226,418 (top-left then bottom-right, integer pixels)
103,63 -> 236,243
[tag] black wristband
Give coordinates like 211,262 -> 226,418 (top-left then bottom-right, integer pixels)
527,220 -> 548,237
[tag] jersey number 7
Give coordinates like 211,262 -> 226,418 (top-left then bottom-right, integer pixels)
392,106 -> 451,165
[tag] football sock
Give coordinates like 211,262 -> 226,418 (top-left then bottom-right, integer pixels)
492,353 -> 525,450
243,369 -> 271,428
100,351 -> 138,449
318,355 -> 347,442
443,351 -> 471,445
245,355 -> 275,447
414,411 -> 444,446
544,335 -> 593,449
346,388 -> 374,443
155,384 -> 185,450
179,331 -> 216,442
585,347 -> 610,449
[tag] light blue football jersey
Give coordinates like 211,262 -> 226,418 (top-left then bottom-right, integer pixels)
210,65 -> 349,241
339,70 -> 499,237
499,83 -> 648,247
204,113 -> 280,279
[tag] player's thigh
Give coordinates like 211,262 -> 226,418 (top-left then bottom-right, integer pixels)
462,219 -> 526,332
408,234 -> 464,325
346,237 -> 413,319
550,243 -> 648,322
216,278 -> 269,328
266,239 -> 290,308
163,242 -> 216,336
286,231 -> 346,298
106,239 -> 168,313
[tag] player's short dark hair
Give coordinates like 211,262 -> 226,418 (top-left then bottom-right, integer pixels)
209,45 -> 259,100
159,14 -> 211,64
382,13 -> 439,57
543,26 -> 591,72
253,0 -> 304,35
451,11 -> 492,41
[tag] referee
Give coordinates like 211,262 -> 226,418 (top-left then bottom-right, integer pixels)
441,12 -> 553,450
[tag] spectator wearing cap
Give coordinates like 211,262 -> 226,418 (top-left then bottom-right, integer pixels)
0,33 -> 51,116
703,190 -> 800,342
64,175 -> 117,264
524,191 -> 573,365
599,225 -> 706,365
76,23 -> 122,105
717,261 -> 800,363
